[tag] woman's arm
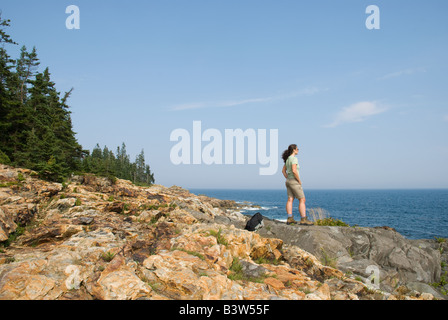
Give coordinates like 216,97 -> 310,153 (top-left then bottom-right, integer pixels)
292,164 -> 301,184
282,165 -> 288,179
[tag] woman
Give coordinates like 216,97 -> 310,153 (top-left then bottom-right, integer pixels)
282,144 -> 313,226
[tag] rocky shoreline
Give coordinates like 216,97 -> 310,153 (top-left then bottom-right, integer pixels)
0,164 -> 446,300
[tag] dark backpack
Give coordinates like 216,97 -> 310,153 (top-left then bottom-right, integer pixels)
245,212 -> 264,231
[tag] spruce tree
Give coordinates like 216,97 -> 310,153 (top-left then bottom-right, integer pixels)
0,15 -> 17,158
0,15 -> 84,181
0,16 -> 154,183
81,143 -> 155,185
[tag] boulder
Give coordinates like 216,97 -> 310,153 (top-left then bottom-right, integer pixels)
406,282 -> 446,300
0,207 -> 16,242
258,218 -> 442,293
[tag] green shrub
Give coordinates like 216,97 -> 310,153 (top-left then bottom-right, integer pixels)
0,150 -> 11,165
208,228 -> 228,246
101,251 -> 115,262
227,257 -> 269,283
308,208 -> 350,227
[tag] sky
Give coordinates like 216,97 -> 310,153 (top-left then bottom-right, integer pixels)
1,0 -> 448,189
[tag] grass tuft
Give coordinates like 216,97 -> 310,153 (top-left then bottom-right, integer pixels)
308,208 -> 349,227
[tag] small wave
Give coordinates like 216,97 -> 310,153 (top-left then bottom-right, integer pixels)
240,206 -> 276,211
236,201 -> 253,205
240,207 -> 259,211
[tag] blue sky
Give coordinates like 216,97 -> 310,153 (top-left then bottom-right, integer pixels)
2,0 -> 448,189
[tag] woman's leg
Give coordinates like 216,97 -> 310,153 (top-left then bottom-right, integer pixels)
286,197 -> 298,225
286,197 -> 294,216
298,198 -> 313,225
298,198 -> 306,218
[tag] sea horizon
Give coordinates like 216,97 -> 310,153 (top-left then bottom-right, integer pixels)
189,187 -> 448,191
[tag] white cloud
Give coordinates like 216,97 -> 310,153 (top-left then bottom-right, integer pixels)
378,67 -> 426,80
170,87 -> 322,111
170,97 -> 272,111
217,97 -> 274,108
325,101 -> 387,128
171,102 -> 208,111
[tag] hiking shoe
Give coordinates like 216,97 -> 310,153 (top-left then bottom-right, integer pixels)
300,217 -> 314,226
286,217 -> 298,225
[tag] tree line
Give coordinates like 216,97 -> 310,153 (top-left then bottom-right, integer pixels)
82,143 -> 155,186
0,15 -> 154,185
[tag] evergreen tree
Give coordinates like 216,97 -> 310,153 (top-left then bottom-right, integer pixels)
0,149 -> 10,164
135,150 -> 146,183
134,149 -> 155,185
81,143 -> 155,185
144,164 -> 155,185
0,15 -> 17,157
0,15 -> 84,181
116,142 -> 131,181
0,14 -> 16,46
15,45 -> 39,104
6,46 -> 40,157
0,16 -> 155,184
101,145 -> 117,178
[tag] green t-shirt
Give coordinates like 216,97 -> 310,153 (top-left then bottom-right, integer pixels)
286,155 -> 299,180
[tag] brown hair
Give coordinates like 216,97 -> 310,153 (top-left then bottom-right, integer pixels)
281,144 -> 298,163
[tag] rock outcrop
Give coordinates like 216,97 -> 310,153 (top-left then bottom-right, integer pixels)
256,219 -> 446,298
0,164 -> 446,300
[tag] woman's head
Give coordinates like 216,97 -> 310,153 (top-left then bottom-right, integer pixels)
282,144 -> 298,163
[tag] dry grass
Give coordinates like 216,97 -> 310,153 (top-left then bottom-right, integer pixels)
307,208 -> 349,227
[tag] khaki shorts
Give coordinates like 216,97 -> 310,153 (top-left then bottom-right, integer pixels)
286,179 -> 305,199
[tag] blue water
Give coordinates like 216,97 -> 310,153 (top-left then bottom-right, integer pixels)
190,189 -> 448,240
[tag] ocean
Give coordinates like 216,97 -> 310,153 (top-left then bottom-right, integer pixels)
190,189 -> 448,240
